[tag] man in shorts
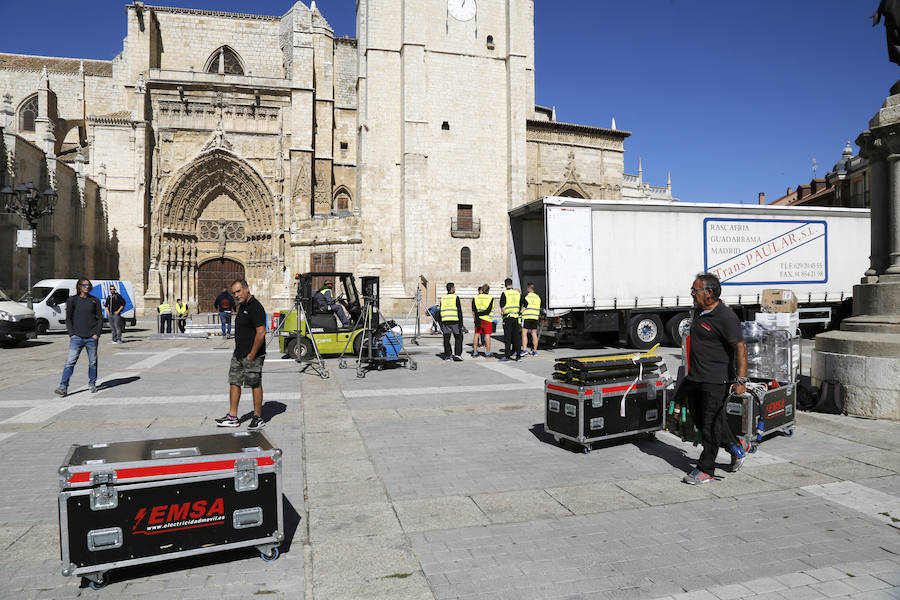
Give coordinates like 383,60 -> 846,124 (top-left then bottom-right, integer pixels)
520,282 -> 541,356
471,284 -> 494,357
215,279 -> 267,430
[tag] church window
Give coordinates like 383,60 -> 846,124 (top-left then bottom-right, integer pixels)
486,35 -> 495,50
340,141 -> 348,151
441,121 -> 450,130
205,46 -> 245,75
460,247 -> 471,273
19,95 -> 38,132
559,188 -> 584,199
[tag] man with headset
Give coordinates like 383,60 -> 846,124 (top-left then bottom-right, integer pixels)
55,278 -> 103,396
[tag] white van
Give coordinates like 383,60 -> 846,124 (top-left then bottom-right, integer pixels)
24,279 -> 137,334
0,288 -> 37,346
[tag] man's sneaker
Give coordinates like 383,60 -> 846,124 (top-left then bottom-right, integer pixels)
248,415 -> 266,431
683,469 -> 714,485
54,386 -> 67,397
90,384 -> 98,393
730,439 -> 750,472
452,355 -> 463,362
531,350 -> 538,356
520,350 -> 530,357
215,414 -> 240,428
499,356 -> 510,362
444,355 -> 453,361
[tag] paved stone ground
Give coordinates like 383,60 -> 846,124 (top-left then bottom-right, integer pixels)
0,320 -> 897,599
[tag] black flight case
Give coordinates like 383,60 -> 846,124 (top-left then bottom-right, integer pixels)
58,431 -> 284,589
544,376 -> 666,452
726,382 -> 797,450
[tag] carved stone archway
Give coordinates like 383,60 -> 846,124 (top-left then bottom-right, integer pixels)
152,148 -> 276,308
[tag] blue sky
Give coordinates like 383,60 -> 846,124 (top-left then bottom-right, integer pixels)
1,0 -> 894,204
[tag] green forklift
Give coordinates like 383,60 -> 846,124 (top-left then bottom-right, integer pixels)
275,272 -> 369,360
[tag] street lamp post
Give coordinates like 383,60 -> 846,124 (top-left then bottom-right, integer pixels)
1,182 -> 58,309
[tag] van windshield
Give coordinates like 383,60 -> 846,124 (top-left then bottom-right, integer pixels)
22,286 -> 53,303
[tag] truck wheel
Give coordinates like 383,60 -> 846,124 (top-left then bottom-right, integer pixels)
627,314 -> 663,349
35,319 -> 49,335
665,312 -> 690,345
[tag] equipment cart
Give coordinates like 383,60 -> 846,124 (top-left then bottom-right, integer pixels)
58,431 -> 284,589
668,322 -> 799,451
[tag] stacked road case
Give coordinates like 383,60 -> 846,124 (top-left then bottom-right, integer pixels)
545,348 -> 669,452
58,431 -> 284,589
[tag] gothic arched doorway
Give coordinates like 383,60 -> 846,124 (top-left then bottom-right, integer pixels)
153,148 -> 277,310
198,258 -> 244,312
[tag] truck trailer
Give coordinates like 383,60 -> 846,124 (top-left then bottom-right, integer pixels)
509,197 -> 870,348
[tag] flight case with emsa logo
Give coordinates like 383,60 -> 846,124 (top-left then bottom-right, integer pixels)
57,431 -> 284,589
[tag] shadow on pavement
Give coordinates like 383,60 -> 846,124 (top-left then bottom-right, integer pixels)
260,401 -> 287,422
634,434 -> 695,471
4,339 -> 53,348
280,495 -> 303,553
101,376 -> 140,390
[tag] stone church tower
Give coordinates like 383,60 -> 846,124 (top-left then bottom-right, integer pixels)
356,0 -> 535,304
2,0 -> 668,315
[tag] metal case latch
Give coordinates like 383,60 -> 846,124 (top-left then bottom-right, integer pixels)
90,471 -> 118,511
235,458 -> 258,492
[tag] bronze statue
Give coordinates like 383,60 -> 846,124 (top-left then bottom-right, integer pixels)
874,0 -> 900,66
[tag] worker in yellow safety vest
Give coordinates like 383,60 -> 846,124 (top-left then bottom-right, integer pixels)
157,301 -> 173,334
439,282 -> 464,361
520,282 -> 542,357
471,284 -> 494,357
499,278 -> 521,361
175,298 -> 189,333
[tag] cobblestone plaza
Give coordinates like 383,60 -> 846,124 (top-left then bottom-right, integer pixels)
0,326 -> 897,599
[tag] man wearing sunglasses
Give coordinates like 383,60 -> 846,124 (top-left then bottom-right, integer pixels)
55,278 -> 103,396
679,272 -> 748,485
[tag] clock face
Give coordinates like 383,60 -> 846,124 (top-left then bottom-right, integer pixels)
448,0 -> 477,22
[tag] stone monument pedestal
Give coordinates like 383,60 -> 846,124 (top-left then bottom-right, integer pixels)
811,90 -> 900,421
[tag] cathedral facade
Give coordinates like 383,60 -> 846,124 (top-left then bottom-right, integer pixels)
1,1 -> 670,314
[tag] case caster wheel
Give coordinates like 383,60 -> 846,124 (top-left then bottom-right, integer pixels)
553,434 -> 561,444
260,547 -> 280,562
783,427 -> 794,438
356,370 -> 366,379
377,364 -> 384,371
87,572 -> 109,590
749,443 -> 758,454
320,370 -> 330,380
338,359 -> 347,369
647,432 -> 656,440
583,445 -> 591,454
409,360 -> 418,370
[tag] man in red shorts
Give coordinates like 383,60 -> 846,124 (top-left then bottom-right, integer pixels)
471,284 -> 494,357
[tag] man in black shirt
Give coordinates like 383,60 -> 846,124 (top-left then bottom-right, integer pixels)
55,278 -> 103,396
105,284 -> 126,344
679,272 -> 749,485
215,279 -> 267,430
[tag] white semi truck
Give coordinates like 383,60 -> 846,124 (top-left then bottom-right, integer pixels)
508,197 -> 871,348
